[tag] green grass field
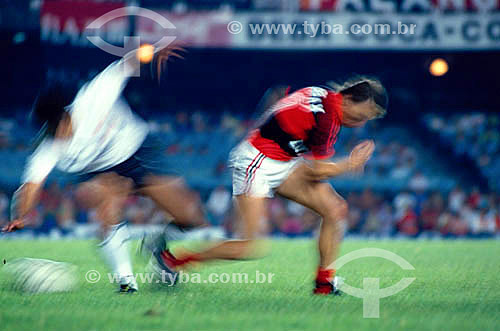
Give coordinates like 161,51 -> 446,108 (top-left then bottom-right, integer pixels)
0,239 -> 499,330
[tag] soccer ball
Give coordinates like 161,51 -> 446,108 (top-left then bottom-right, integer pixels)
3,258 -> 77,293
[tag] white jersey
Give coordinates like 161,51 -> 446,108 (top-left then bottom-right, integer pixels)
22,60 -> 149,184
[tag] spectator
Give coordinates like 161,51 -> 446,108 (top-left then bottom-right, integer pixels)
361,207 -> 380,235
420,192 -> 444,232
409,171 -> 430,192
396,207 -> 419,236
393,190 -> 416,219
377,203 -> 395,237
460,204 -> 481,235
438,211 -> 468,237
475,208 -> 496,236
449,186 -> 466,213
280,214 -> 303,237
390,159 -> 413,179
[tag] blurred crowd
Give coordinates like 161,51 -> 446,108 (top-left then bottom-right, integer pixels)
208,184 -> 500,238
1,184 -> 499,238
129,110 -> 440,189
346,186 -> 499,238
425,113 -> 500,191
0,110 -> 429,187
0,110 -> 498,238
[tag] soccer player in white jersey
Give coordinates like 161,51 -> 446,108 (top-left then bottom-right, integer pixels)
1,47 -> 206,293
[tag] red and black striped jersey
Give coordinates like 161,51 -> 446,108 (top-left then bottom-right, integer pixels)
248,86 -> 343,161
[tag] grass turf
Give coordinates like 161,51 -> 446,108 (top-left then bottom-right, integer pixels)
0,239 -> 499,330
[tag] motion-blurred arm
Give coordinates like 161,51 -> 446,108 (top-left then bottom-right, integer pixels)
303,140 -> 375,181
2,182 -> 45,232
2,140 -> 59,232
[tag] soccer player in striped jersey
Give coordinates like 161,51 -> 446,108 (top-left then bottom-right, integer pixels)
152,77 -> 388,295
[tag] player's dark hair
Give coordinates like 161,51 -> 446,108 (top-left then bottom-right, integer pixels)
329,76 -> 388,118
31,80 -> 78,137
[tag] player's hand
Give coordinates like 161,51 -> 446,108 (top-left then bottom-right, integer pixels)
348,140 -> 375,173
1,219 -> 25,233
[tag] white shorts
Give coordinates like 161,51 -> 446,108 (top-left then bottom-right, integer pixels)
229,141 -> 301,198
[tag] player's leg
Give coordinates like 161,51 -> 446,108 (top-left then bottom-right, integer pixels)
112,134 -> 212,276
77,173 -> 131,229
276,164 -> 347,294
163,194 -> 267,267
149,141 -> 273,270
136,175 -> 211,277
76,173 -> 138,292
110,133 -> 210,229
138,175 -> 207,228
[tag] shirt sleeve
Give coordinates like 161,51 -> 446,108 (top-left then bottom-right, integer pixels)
71,60 -> 133,121
22,140 -> 61,184
307,119 -> 337,159
273,87 -> 327,140
306,109 -> 341,160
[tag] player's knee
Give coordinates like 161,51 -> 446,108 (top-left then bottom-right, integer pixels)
176,195 -> 206,227
106,174 -> 133,197
323,198 -> 348,222
96,196 -> 124,226
337,199 -> 348,219
172,199 -> 200,225
75,183 -> 98,209
95,185 -> 128,225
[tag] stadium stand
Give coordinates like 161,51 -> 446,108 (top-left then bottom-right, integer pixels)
424,113 -> 500,191
0,110 -> 497,238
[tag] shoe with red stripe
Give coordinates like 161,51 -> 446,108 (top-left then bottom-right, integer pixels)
314,278 -> 342,295
140,231 -> 179,285
160,250 -> 200,270
313,268 -> 343,295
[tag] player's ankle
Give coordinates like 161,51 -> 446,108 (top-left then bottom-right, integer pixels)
162,250 -> 201,267
315,266 -> 336,284
180,253 -> 202,265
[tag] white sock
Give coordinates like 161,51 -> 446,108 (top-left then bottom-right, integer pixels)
99,222 -> 137,289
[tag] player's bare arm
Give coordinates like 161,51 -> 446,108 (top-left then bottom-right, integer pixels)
303,140 -> 375,181
2,181 -> 44,232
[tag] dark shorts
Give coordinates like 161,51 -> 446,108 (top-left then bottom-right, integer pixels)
81,134 -> 176,188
